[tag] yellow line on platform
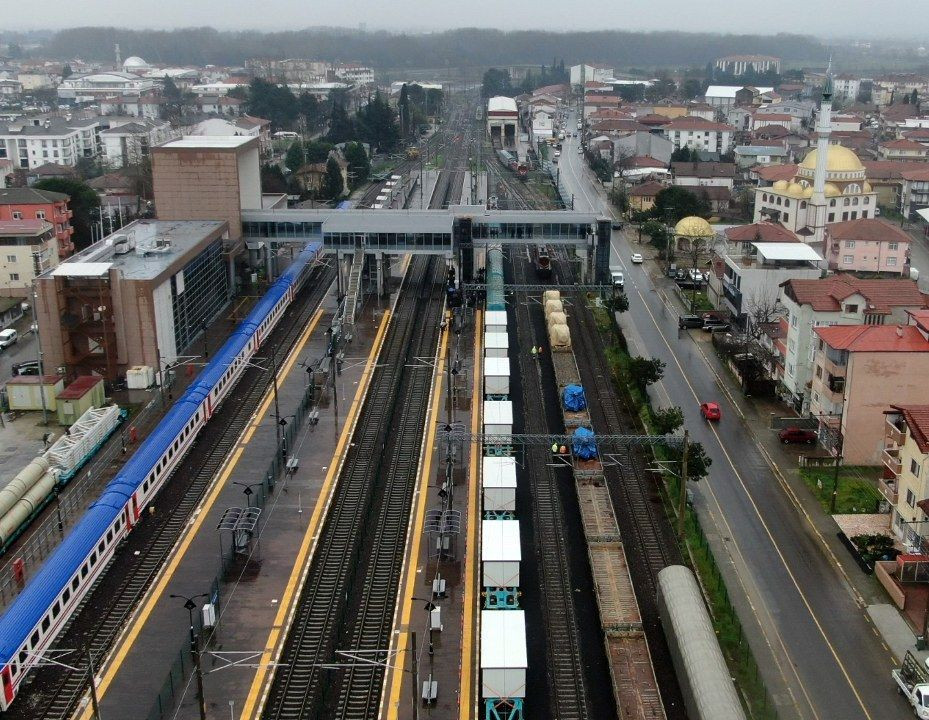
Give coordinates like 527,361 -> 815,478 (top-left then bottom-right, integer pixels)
384,313 -> 450,719
240,307 -> 392,720
78,307 -> 326,720
459,309 -> 483,720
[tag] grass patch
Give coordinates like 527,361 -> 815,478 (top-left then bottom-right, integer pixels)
799,466 -> 882,514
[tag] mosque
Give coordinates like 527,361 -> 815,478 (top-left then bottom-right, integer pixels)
752,78 -> 878,247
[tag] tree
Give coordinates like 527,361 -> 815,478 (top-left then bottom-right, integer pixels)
628,356 -> 665,390
398,84 -> 411,139
670,146 -> 694,163
682,441 -> 712,480
244,77 -> 298,129
327,100 -> 355,145
34,178 -> 100,251
681,78 -> 703,100
911,89 -> 920,106
285,141 -> 307,173
481,68 -> 513,98
61,64 -> 73,79
652,186 -> 709,222
640,219 -> 669,250
343,142 -> 370,189
323,157 -> 344,200
161,75 -> 194,124
297,92 -> 320,129
260,163 -> 288,194
355,92 -> 399,152
653,406 -> 684,436
605,292 -> 629,314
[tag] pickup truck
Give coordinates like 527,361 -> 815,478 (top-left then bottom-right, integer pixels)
893,651 -> 929,718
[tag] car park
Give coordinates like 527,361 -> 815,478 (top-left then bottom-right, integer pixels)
0,329 -> 17,349
778,427 -> 818,445
630,253 -> 644,264
700,402 -> 722,421
678,314 -> 703,329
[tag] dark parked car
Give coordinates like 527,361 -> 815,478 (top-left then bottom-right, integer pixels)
11,360 -> 40,376
679,314 -> 704,329
778,427 -> 818,445
702,318 -> 731,332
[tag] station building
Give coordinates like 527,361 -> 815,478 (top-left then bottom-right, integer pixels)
487,96 -> 518,149
35,219 -> 232,381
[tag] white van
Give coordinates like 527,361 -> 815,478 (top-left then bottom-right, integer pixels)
0,328 -> 18,349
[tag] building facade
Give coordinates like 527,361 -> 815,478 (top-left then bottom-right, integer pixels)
0,220 -> 59,295
882,404 -> 929,549
715,55 -> 781,76
0,187 -> 74,258
0,116 -> 102,170
100,119 -> 176,169
823,218 -> 911,275
661,117 -> 735,155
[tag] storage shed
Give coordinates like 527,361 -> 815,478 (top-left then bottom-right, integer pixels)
484,331 -> 509,358
5,375 -> 64,412
56,376 -> 106,425
481,609 -> 527,699
482,455 -> 517,512
484,310 -> 508,335
484,400 -> 513,436
483,357 -> 510,397
482,520 -> 521,588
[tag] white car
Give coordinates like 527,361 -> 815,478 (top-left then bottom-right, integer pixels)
630,253 -> 644,264
554,150 -> 561,157
0,328 -> 17,349
611,271 -> 625,288
577,146 -> 583,154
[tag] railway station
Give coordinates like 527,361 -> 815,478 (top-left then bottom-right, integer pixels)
0,98 -> 746,720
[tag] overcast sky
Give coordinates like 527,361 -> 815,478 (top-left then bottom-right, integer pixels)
10,0 -> 929,38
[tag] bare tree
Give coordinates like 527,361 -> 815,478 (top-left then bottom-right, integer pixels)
744,286 -> 781,340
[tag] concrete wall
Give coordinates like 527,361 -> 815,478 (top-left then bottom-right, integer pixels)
844,351 -> 929,464
237,145 -> 262,210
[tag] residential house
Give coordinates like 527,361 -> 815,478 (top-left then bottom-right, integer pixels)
195,95 -> 243,116
834,75 -> 862,102
686,103 -> 717,122
750,112 -> 797,132
25,163 -> 77,186
0,79 -> 22,96
903,128 -> 929,147
99,92 -> 166,119
810,314 -> 929,464
661,117 -> 735,155
734,145 -> 789,169
882,405 -> 929,547
901,168 -> 929,218
670,161 -> 735,189
627,181 -> 666,213
0,220 -> 59,295
726,106 -> 753,132
611,131 -> 674,165
293,151 -> 349,197
0,116 -> 102,170
709,233 -> 822,323
704,85 -> 774,110
570,64 -> 615,87
752,124 -> 810,153
778,275 -> 929,412
824,218 -> 911,276
57,72 -> 155,100
751,163 -> 799,186
694,185 -> 731,214
100,119 -> 176,169
862,160 -> 923,209
878,139 -> 929,162
0,187 -> 74,257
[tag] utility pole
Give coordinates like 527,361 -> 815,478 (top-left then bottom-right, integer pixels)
171,594 -> 208,720
410,630 -> 419,720
268,343 -> 286,465
31,282 -> 48,425
84,643 -> 102,720
830,405 -> 845,514
678,429 -> 689,541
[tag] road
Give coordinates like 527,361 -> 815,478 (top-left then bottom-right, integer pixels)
560,113 -> 907,720
0,324 -> 38,385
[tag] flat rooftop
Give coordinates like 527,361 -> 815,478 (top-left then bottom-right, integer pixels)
49,219 -> 226,281
156,135 -> 254,150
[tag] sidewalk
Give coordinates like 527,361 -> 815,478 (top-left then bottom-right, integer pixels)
653,257 -> 923,664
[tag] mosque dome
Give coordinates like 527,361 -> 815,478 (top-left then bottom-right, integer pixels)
786,182 -> 804,196
824,183 -> 841,197
674,216 -> 714,237
772,180 -> 789,191
803,186 -> 814,198
799,145 -> 865,173
123,56 -> 149,70
863,181 -> 873,193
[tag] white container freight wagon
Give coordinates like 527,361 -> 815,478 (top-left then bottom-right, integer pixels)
482,520 -> 521,588
482,456 -> 517,512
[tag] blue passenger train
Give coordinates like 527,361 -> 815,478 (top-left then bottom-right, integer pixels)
0,242 -> 322,710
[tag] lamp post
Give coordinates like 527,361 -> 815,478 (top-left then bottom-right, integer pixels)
233,481 -> 264,508
169,593 -> 209,720
30,282 -> 48,425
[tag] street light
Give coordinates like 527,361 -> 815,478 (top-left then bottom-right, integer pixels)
233,481 -> 264,508
169,593 -> 209,720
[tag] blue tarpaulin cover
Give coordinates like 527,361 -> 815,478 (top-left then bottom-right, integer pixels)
572,427 -> 598,460
563,384 -> 587,411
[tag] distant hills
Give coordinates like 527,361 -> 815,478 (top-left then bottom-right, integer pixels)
40,26 -> 830,69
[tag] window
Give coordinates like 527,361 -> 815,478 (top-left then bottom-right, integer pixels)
12,211 -> 21,219
843,255 -> 854,264
815,365 -> 823,378
845,240 -> 856,248
41,616 -> 49,632
842,212 -> 849,220
828,213 -> 835,222
6,254 -> 14,262
907,488 -> 917,508
887,257 -> 898,266
912,458 -> 921,477
791,313 -> 798,328
783,212 -> 789,221
36,210 -> 45,220
30,631 -> 39,648
10,273 -> 19,281
845,304 -> 858,314
889,242 -> 899,250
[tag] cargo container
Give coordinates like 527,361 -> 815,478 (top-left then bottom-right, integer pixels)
482,520 -> 521,588
481,609 -> 527,699
482,456 -> 517,512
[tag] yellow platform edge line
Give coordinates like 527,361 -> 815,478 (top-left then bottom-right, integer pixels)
78,306 -> 326,720
240,306 -> 393,719
384,312 -> 450,718
459,309 -> 483,720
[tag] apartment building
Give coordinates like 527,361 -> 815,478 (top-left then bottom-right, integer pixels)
0,188 -> 74,258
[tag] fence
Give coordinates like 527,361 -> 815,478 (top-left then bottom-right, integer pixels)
0,393 -> 164,609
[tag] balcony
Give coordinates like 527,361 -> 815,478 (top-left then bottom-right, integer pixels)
879,476 -> 899,505
883,446 -> 903,477
827,375 -> 845,394
886,416 -> 906,446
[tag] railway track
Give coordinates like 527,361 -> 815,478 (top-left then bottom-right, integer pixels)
263,108 -> 473,720
510,252 -> 590,720
10,262 -> 336,720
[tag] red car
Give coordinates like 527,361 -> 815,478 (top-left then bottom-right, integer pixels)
700,402 -> 721,421
778,427 -> 818,444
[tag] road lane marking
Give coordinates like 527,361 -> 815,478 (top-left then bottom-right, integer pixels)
632,287 -> 875,720
241,306 -> 393,719
78,306 -> 326,720
384,312 -> 450,718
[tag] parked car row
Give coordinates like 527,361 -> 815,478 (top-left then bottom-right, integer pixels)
678,314 -> 730,333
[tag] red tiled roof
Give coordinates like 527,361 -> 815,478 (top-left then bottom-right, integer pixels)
882,138 -> 928,150
825,218 -> 911,245
590,119 -> 649,133
623,155 -> 667,169
782,274 -> 929,314
627,181 -> 666,197
815,324 -> 928,352
862,160 -> 921,180
636,113 -> 673,126
755,113 -> 792,121
670,161 -> 736,178
661,117 -> 735,132
902,168 -> 929,181
725,222 -> 799,243
889,404 -> 929,453
753,124 -> 792,138
753,163 -> 799,182
57,375 -> 103,399
904,128 -> 929,139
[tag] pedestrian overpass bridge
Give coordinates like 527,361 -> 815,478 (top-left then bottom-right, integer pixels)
240,205 -> 613,282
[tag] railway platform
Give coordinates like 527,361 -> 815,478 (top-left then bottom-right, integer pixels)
379,307 -> 480,720
76,277 -> 395,720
